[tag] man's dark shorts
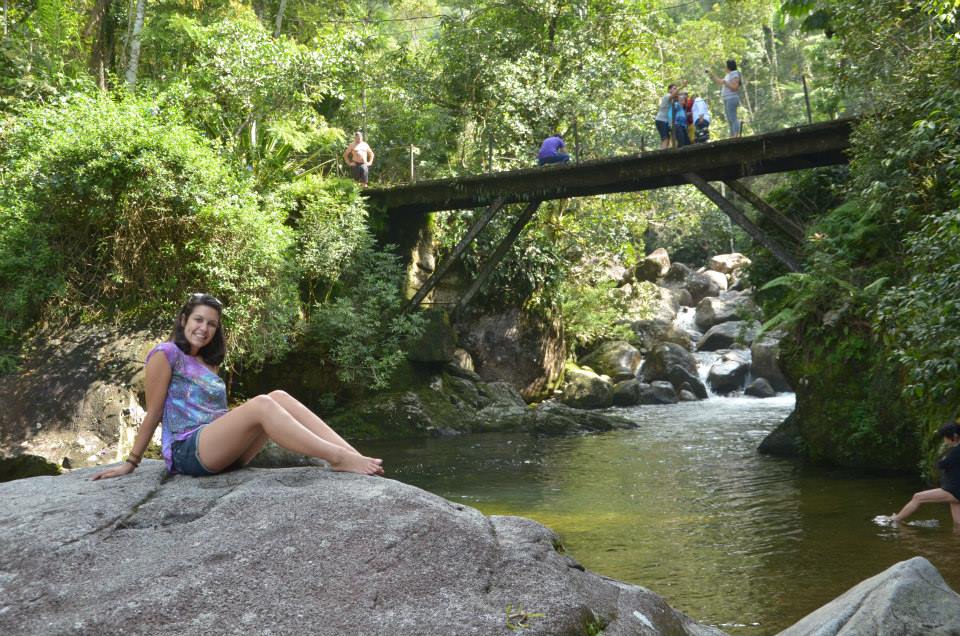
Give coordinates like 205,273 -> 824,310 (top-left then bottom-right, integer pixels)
351,163 -> 369,184
655,119 -> 671,141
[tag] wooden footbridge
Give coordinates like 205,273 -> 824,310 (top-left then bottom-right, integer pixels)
365,118 -> 855,314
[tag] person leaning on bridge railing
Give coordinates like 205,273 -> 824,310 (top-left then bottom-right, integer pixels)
654,81 -> 685,150
707,60 -> 743,138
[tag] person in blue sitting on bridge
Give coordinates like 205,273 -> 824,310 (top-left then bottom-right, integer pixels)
537,134 -> 571,166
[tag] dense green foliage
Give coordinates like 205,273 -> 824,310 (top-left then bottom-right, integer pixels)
758,0 -> 960,473
0,94 -> 298,366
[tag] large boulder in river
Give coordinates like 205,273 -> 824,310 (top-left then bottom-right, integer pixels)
640,381 -> 679,404
613,379 -> 643,406
641,343 -> 698,384
630,319 -> 693,353
777,557 -> 960,636
700,269 -> 728,294
0,464 -> 730,636
758,411 -> 802,458
560,365 -> 614,410
707,355 -> 751,394
529,401 -> 635,434
686,271 -> 724,305
694,291 -> 756,331
697,321 -> 761,352
458,308 -> 565,400
634,247 -> 671,282
707,253 -> 751,277
751,332 -> 791,392
744,377 -> 776,398
580,341 -> 642,382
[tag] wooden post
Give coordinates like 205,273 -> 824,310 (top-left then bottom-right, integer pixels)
405,197 -> 506,312
454,200 -> 543,316
410,144 -> 416,183
801,74 -> 813,125
487,132 -> 494,173
723,179 -> 805,243
573,120 -> 580,163
684,173 -> 801,272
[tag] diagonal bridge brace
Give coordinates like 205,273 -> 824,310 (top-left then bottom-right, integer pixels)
405,197 -> 506,312
684,173 -> 801,272
722,179 -> 805,244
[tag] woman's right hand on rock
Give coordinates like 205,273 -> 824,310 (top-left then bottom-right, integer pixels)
91,461 -> 135,481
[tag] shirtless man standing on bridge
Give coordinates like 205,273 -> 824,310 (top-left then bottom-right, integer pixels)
344,131 -> 375,187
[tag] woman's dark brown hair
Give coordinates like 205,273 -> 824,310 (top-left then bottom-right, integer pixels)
171,293 -> 226,365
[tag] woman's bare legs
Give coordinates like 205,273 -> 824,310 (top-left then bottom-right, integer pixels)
892,488 -> 960,523
231,390 -> 360,467
266,390 -> 360,455
196,394 -> 383,475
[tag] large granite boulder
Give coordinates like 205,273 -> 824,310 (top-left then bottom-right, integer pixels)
457,308 -> 565,400
639,381 -> 679,405
744,377 -> 776,398
641,343 -> 698,384
751,333 -> 791,392
580,341 -> 643,382
630,319 -> 693,353
686,272 -> 724,305
758,411 -> 802,458
613,379 -> 643,406
0,464 -> 729,636
707,253 -> 751,277
694,291 -> 756,331
634,247 -> 672,282
560,365 -> 615,410
700,269 -> 728,294
528,401 -> 636,435
707,354 -> 751,395
697,321 -> 761,352
777,557 -> 960,636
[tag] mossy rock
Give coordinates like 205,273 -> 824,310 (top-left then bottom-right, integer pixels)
0,454 -> 61,483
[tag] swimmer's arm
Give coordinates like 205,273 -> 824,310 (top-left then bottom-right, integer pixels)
366,147 -> 375,166
91,353 -> 171,480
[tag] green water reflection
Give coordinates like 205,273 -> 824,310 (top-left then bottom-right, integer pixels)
365,395 -> 960,635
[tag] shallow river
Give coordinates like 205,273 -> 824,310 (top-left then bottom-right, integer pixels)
365,395 -> 960,635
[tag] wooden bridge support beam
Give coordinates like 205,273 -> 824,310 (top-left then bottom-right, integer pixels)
405,197 -> 505,312
683,173 -> 801,272
723,179 -> 805,243
454,200 -> 543,317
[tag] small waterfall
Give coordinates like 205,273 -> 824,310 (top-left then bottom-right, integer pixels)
694,351 -> 722,397
674,306 -> 700,340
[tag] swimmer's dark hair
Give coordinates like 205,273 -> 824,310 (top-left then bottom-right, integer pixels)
172,293 -> 226,365
937,421 -> 960,440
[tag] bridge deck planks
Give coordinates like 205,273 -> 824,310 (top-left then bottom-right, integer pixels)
365,118 -> 854,215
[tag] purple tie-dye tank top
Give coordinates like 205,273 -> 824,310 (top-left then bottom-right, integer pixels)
146,341 -> 228,472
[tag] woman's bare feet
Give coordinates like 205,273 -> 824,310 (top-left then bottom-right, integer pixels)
330,451 -> 384,476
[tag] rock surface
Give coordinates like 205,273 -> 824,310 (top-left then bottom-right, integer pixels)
0,465 -> 727,636
561,365 -> 615,410
580,341 -> 643,382
777,556 -> 960,636
0,326 -> 161,474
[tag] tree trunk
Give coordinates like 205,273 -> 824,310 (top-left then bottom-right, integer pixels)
273,0 -> 288,38
763,22 -> 782,104
125,0 -> 146,90
85,0 -> 116,90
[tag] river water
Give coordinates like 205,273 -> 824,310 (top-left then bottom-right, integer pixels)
366,395 -> 960,635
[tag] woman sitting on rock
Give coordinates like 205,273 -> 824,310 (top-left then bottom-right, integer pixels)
886,421 -> 960,526
92,293 -> 383,480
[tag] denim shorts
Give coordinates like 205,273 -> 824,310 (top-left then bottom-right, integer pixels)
171,426 -> 216,476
